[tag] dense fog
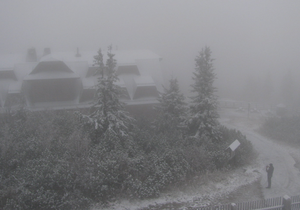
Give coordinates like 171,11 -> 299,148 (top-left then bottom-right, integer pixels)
1,0 -> 300,108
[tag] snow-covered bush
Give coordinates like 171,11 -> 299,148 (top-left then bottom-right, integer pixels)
0,111 -> 92,209
123,149 -> 190,199
220,125 -> 255,166
0,105 -> 255,209
5,150 -> 90,210
260,116 -> 300,146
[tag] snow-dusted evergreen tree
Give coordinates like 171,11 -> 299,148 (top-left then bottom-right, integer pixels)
153,77 -> 186,133
187,46 -> 220,140
80,46 -> 135,144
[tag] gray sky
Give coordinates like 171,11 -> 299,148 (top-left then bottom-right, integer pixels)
1,0 -> 300,99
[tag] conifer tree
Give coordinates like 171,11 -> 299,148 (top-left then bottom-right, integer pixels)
80,46 -> 135,144
187,46 -> 220,140
153,77 -> 186,133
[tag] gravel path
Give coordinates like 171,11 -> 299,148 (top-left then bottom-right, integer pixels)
219,108 -> 300,199
95,108 -> 300,210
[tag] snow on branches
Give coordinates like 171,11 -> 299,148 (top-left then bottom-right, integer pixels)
79,46 -> 135,143
153,77 -> 186,133
186,46 -> 221,140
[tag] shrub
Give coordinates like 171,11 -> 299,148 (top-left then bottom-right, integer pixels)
0,110 -> 254,208
220,126 -> 255,166
260,116 -> 300,146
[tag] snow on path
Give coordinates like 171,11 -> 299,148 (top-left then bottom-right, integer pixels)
95,109 -> 264,210
97,167 -> 260,210
95,109 -> 300,210
219,108 -> 300,199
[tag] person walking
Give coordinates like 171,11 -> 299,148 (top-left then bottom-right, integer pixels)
266,163 -> 274,188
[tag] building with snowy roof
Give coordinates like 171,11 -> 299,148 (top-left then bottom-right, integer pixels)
0,48 -> 164,113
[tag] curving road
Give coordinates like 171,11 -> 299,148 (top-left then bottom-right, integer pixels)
219,108 -> 300,199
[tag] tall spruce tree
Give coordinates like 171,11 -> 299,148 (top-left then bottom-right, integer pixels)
80,46 -> 135,144
153,77 -> 186,133
187,46 -> 220,140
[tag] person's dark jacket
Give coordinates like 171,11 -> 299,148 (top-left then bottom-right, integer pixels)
267,164 -> 274,178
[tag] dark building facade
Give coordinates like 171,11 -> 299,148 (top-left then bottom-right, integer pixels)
0,48 -> 164,113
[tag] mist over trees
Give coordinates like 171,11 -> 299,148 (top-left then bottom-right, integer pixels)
78,47 -> 135,145
238,67 -> 300,115
1,1 -> 300,209
153,77 -> 186,133
261,71 -> 274,104
280,70 -> 298,110
0,47 -> 255,209
186,47 -> 220,140
1,1 -> 300,115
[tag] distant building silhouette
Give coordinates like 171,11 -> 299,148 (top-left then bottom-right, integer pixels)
0,48 -> 164,115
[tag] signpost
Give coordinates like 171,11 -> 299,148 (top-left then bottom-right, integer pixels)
226,139 -> 241,160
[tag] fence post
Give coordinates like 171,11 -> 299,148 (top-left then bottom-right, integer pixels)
283,195 -> 291,210
230,203 -> 237,210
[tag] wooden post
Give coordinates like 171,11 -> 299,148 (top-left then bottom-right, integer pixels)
283,195 -> 291,210
230,203 -> 237,210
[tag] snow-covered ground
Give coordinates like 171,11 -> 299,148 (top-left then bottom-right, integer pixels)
93,108 -> 300,210
219,108 -> 300,199
95,167 -> 260,210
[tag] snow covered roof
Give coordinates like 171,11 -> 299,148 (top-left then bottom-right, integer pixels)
114,77 -> 126,87
42,50 -> 161,66
134,75 -> 156,86
82,77 -> 97,89
14,63 -> 38,80
0,49 -> 163,110
19,59 -> 81,80
0,69 -> 17,81
39,54 -> 61,62
30,60 -> 73,74
24,71 -> 80,80
117,65 -> 140,75
66,61 -> 89,78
